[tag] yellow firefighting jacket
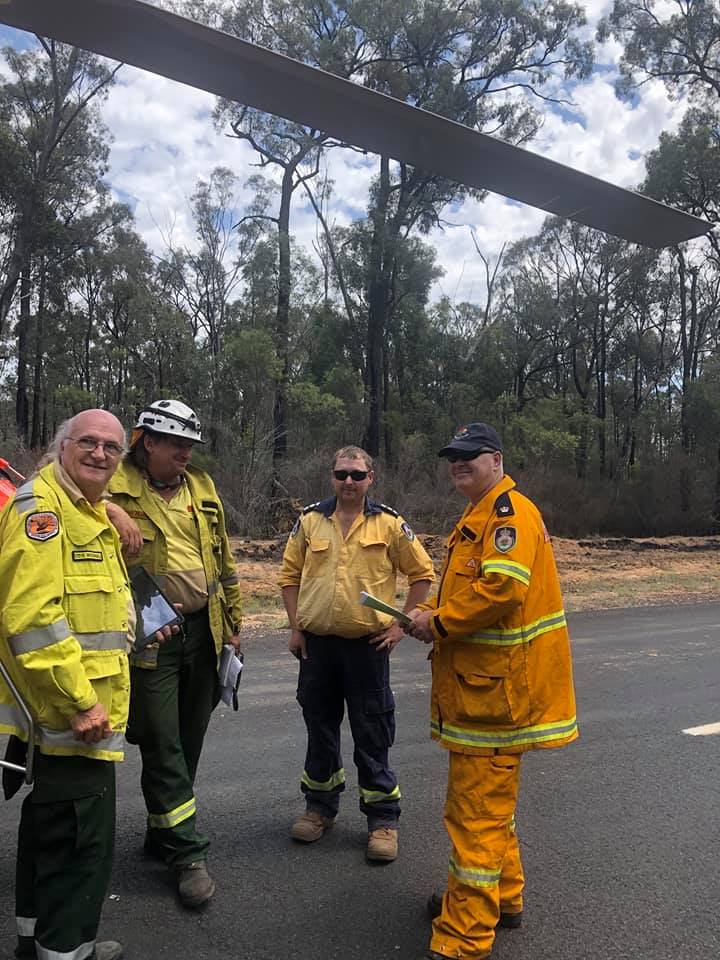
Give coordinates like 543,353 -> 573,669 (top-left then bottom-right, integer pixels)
0,463 -> 131,761
107,461 -> 242,667
424,474 -> 577,755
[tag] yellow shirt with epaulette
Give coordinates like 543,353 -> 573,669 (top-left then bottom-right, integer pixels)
278,496 -> 434,638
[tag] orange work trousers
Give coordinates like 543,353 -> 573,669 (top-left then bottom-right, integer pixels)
430,752 -> 524,959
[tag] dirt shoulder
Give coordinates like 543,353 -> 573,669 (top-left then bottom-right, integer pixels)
232,534 -> 720,633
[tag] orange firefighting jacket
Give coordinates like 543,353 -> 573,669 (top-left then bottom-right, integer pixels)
423,474 -> 577,755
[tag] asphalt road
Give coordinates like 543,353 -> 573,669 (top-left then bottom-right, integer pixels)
1,603 -> 720,960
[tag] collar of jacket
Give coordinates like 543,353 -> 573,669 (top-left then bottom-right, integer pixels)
40,463 -> 109,547
109,460 -> 206,498
107,461 -> 206,537
313,495 -> 384,518
453,473 -> 517,543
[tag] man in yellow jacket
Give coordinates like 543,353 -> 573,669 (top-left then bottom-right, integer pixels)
106,399 -> 242,909
408,421 -> 578,960
0,409 -> 134,960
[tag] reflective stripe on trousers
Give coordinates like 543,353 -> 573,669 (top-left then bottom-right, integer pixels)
36,940 -> 95,960
147,796 -> 197,829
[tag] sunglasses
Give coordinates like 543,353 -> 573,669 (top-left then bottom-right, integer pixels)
333,469 -> 369,481
445,449 -> 494,463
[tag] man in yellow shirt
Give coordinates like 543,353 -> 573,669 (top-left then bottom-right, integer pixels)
279,445 -> 434,862
408,421 -> 578,960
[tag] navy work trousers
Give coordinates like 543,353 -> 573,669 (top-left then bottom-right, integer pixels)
296,632 -> 401,829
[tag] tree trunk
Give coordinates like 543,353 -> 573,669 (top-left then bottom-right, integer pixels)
364,157 -> 391,457
30,264 -> 47,448
15,266 -> 31,441
273,164 -> 294,465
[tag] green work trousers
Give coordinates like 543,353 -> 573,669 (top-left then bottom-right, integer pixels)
127,607 -> 218,867
15,752 -> 116,960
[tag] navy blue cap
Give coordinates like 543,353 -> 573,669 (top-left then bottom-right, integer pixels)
438,422 -> 503,457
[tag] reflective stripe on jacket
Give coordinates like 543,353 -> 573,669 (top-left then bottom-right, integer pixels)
424,474 -> 577,756
0,463 -> 131,762
107,461 -> 242,667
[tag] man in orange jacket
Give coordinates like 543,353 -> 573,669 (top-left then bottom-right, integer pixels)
407,421 -> 578,960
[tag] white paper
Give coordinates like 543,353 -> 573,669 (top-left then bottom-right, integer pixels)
219,645 -> 243,705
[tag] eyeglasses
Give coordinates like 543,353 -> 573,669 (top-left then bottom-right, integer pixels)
333,469 -> 369,482
445,449 -> 493,463
67,436 -> 126,458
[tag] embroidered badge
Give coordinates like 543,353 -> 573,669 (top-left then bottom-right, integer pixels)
26,512 -> 59,541
454,425 -> 469,439
493,526 -> 517,553
465,558 -> 477,569
72,550 -> 103,562
401,521 -> 415,542
127,510 -> 146,519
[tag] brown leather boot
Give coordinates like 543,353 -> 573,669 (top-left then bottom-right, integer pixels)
427,888 -> 522,927
366,827 -> 398,862
290,809 -> 335,842
176,861 -> 216,908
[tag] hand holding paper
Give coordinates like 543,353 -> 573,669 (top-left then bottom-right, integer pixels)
359,591 -> 412,626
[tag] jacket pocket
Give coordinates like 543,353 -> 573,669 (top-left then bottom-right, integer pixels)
64,575 -> 115,635
451,646 -> 517,726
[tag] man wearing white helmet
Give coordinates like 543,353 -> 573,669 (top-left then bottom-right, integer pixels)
107,399 -> 242,909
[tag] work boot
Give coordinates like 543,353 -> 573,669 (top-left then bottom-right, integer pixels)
176,861 -> 216,908
94,944 -> 124,960
427,888 -> 522,928
290,809 -> 335,843
366,826 -> 398,862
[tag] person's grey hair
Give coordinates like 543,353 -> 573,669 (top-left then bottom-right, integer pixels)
35,417 -> 75,468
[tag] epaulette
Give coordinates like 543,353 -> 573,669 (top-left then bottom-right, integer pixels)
302,496 -> 335,517
11,479 -> 40,515
377,502 -> 399,518
494,491 -> 515,518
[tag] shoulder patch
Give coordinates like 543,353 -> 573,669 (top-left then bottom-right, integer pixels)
493,526 -> 517,553
400,521 -> 415,542
26,511 -> 59,542
378,502 -> 399,518
494,491 -> 515,518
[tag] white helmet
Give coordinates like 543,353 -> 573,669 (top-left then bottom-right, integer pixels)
135,399 -> 205,443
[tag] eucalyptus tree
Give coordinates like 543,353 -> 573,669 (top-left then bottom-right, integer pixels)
339,0 -> 593,457
600,0 -> 720,104
0,38 -> 120,437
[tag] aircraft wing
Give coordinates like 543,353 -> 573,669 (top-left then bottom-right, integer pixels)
0,0 -> 712,248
